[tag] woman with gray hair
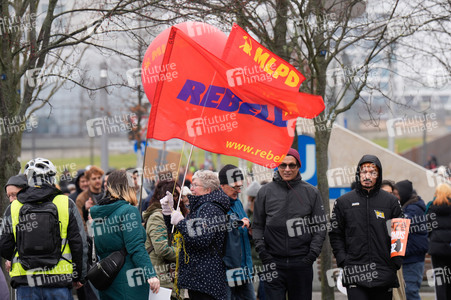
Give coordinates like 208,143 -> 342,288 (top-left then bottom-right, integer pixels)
160,170 -> 230,300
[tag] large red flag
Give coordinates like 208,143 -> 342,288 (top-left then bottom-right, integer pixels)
147,27 -> 323,167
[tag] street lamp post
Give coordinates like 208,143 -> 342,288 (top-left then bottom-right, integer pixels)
100,63 -> 109,171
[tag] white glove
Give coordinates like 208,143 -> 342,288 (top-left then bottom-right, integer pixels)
160,191 -> 174,216
171,210 -> 184,225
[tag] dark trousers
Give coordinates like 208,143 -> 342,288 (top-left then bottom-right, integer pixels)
76,282 -> 98,300
188,290 -> 215,300
263,264 -> 313,300
346,285 -> 392,300
431,255 -> 451,300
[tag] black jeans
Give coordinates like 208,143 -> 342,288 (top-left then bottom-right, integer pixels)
188,290 -> 215,300
263,264 -> 313,300
346,285 -> 392,300
431,255 -> 451,300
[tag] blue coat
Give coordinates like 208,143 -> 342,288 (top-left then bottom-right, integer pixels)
228,196 -> 253,278
90,199 -> 156,300
402,196 -> 428,264
167,189 -> 230,300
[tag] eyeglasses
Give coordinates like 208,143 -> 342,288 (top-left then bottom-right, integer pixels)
229,184 -> 243,191
278,163 -> 298,170
7,193 -> 17,200
191,183 -> 204,189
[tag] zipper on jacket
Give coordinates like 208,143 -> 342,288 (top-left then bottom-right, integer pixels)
366,194 -> 373,288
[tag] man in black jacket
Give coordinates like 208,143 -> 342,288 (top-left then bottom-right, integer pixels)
329,154 -> 403,300
0,158 -> 87,299
252,148 -> 327,300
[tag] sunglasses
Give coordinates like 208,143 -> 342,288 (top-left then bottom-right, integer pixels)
278,163 -> 298,170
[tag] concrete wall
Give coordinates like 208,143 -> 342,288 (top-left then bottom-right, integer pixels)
328,125 -> 449,201
401,132 -> 451,168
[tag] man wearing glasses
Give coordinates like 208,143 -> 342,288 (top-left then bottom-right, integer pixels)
219,164 -> 255,300
252,148 -> 327,300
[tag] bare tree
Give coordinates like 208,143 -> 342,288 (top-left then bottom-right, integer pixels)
0,0 -> 185,218
161,0 -> 450,299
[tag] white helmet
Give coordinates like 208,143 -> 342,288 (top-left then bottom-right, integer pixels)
24,157 -> 57,185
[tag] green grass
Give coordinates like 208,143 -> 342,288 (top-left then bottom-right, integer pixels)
21,150 -> 242,179
372,137 -> 425,153
25,138 -> 424,178
21,153 -> 139,173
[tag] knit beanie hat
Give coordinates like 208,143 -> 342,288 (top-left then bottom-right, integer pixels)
246,181 -> 261,197
287,148 -> 301,167
395,180 -> 413,205
218,164 -> 243,185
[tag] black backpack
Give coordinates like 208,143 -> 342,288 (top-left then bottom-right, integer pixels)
197,202 -> 243,269
16,200 -> 66,270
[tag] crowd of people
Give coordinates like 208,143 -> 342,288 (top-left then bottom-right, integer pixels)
0,150 -> 450,300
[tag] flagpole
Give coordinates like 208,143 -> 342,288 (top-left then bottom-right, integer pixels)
137,139 -> 149,213
172,143 -> 194,233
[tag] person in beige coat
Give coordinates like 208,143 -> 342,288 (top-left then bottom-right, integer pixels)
143,180 -> 188,300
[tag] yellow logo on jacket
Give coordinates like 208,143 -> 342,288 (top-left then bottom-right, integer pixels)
374,210 -> 385,219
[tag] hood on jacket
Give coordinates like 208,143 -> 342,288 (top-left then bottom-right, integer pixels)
188,189 -> 230,213
395,180 -> 413,206
403,194 -> 426,211
355,154 -> 383,195
73,169 -> 86,194
5,174 -> 28,191
142,201 -> 162,223
90,198 -> 130,220
17,183 -> 62,204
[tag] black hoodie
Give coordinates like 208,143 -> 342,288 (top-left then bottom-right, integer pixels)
68,169 -> 86,202
0,184 -> 87,288
329,155 -> 403,288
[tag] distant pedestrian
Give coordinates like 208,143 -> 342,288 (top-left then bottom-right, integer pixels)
68,169 -> 89,202
76,166 -> 104,228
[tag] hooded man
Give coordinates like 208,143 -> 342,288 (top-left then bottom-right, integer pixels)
329,155 -> 403,300
252,148 -> 326,300
68,169 -> 89,203
5,174 -> 28,203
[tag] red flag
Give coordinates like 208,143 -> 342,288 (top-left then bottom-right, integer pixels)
147,27 -> 321,167
222,23 -> 305,91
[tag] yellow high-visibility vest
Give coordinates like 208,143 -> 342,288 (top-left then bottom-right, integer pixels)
10,195 -> 73,278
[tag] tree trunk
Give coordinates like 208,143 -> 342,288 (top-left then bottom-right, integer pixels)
0,129 -> 23,215
315,122 -> 334,300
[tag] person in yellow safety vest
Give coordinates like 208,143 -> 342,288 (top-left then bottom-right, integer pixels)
0,158 -> 88,300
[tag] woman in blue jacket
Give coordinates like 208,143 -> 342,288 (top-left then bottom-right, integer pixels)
90,170 -> 160,300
